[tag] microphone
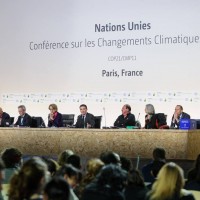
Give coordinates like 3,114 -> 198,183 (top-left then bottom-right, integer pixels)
137,113 -> 140,121
103,107 -> 107,127
40,116 -> 48,128
135,113 -> 141,129
136,154 -> 140,169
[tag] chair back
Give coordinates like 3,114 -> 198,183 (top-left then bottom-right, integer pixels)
9,117 -> 14,125
31,116 -> 45,127
62,114 -> 75,127
94,116 -> 102,129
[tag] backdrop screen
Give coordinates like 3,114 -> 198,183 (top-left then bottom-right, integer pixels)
0,0 -> 200,126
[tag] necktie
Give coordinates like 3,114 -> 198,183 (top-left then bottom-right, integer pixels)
82,115 -> 85,128
21,117 -> 24,125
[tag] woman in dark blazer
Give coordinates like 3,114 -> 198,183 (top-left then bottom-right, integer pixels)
144,104 -> 167,129
48,104 -> 63,127
144,104 -> 157,129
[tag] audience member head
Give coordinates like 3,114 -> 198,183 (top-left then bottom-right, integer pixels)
42,157 -> 59,177
56,164 -> 80,188
1,148 -> 22,168
66,154 -> 81,169
78,159 -> 104,198
86,158 -> 104,178
43,177 -> 70,200
49,104 -> 58,114
174,105 -> 183,117
120,156 -> 133,172
127,169 -> 145,187
100,151 -> 121,166
8,157 -> 48,200
0,159 -> 5,191
149,162 -> 184,200
96,164 -> 127,191
152,147 -> 166,161
82,158 -> 104,184
145,104 -> 155,115
57,150 -> 74,167
79,104 -> 88,115
121,104 -> 131,116
18,105 -> 26,116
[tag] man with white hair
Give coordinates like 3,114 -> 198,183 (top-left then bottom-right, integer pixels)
14,105 -> 32,127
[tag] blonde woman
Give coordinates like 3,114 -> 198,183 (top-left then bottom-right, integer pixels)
48,104 -> 63,127
146,162 -> 195,200
77,158 -> 104,198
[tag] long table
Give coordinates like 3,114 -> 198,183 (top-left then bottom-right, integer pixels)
0,128 -> 199,159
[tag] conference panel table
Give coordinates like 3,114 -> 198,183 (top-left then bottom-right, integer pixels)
0,128 -> 199,160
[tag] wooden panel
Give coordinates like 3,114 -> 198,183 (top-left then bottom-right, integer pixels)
0,128 -> 195,159
187,130 -> 200,160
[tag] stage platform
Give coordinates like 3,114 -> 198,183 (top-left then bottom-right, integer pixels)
0,128 -> 199,160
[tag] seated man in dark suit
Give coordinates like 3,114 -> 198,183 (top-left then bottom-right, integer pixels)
170,105 -> 190,129
15,105 -> 32,127
75,104 -> 95,128
0,107 -> 10,127
114,104 -> 135,128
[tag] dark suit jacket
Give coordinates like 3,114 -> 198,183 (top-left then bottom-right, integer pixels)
0,112 -> 10,127
15,113 -> 32,127
145,113 -> 167,129
185,180 -> 200,191
75,113 -> 95,128
142,160 -> 166,183
114,113 -> 135,128
82,181 -> 125,200
48,112 -> 63,127
170,112 -> 190,128
125,185 -> 148,200
145,114 -> 156,129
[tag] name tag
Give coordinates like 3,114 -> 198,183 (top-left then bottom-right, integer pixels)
179,119 -> 190,130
